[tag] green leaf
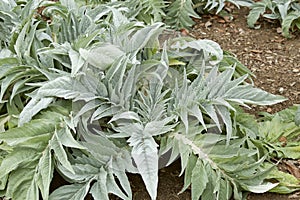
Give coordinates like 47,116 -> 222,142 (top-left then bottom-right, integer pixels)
0,108 -> 69,200
36,76 -> 96,101
265,163 -> 300,194
57,128 -> 86,150
127,23 -> 163,55
191,160 -> 209,200
90,168 -> 109,200
19,97 -> 54,126
50,130 -> 75,174
0,148 -> 38,177
243,182 -> 279,193
49,182 -> 91,200
247,2 -> 267,28
69,48 -> 85,76
36,148 -> 53,200
129,136 -> 158,200
224,85 -> 286,106
282,10 -> 300,37
172,39 -> 223,65
80,44 -> 125,71
167,132 -> 274,199
234,109 -> 259,138
165,0 -> 199,29
0,118 -> 58,146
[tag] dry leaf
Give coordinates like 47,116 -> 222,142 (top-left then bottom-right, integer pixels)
283,160 -> 300,179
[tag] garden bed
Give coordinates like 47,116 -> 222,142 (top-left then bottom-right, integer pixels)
1,1 -> 300,200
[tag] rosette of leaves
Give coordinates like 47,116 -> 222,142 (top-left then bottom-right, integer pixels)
234,106 -> 300,194
247,0 -> 300,37
0,0 -> 287,200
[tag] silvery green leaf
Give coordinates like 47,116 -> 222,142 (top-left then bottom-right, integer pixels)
14,21 -> 29,58
277,0 -> 290,19
69,48 -> 85,76
179,154 -> 197,194
106,169 -> 132,200
89,168 -> 109,200
243,182 -> 279,193
36,148 -> 53,200
19,97 -> 54,126
80,44 -> 125,71
224,85 -> 287,105
57,128 -> 86,150
0,108 -> 68,200
49,182 -> 91,200
0,118 -> 57,146
26,180 -> 39,200
165,0 -> 199,29
50,131 -> 75,174
130,136 -> 158,200
233,0 -> 254,7
247,2 -> 266,28
127,23 -> 163,55
191,160 -> 209,200
5,168 -> 37,200
282,10 -> 300,37
37,76 -> 96,101
174,39 -> 223,65
215,105 -> 232,143
0,148 -> 37,177
109,111 -> 141,123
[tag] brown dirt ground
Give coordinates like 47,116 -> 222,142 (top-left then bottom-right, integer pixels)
50,6 -> 300,200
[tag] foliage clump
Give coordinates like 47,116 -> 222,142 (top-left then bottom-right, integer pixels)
247,0 -> 300,37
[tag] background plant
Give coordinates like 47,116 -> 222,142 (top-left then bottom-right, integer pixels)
0,0 -> 298,200
247,0 -> 300,37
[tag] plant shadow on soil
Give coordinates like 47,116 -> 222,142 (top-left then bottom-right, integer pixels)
50,6 -> 300,200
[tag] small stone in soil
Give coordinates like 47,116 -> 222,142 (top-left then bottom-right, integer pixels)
279,87 -> 284,94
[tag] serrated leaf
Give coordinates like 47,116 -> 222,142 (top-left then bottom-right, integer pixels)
36,148 -> 53,200
90,168 -> 109,200
50,130 -> 75,174
49,182 -> 91,200
0,108 -> 68,200
130,136 -> 158,200
191,160 -> 209,200
165,0 -> 199,29
224,85 -> 286,105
